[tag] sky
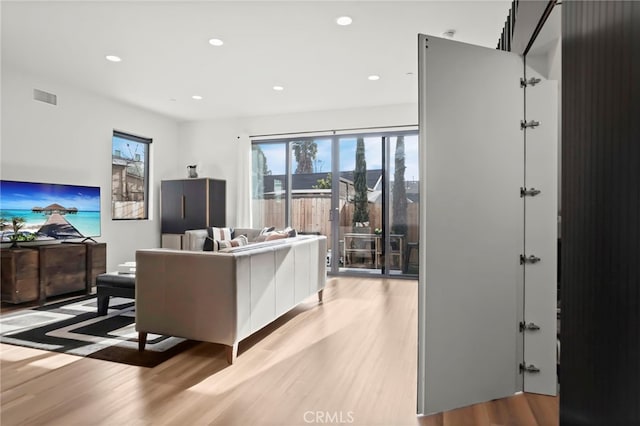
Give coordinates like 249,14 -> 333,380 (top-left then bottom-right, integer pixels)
112,136 -> 146,162
0,180 -> 101,211
255,134 -> 419,181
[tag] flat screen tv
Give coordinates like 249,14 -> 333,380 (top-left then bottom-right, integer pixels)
0,180 -> 101,242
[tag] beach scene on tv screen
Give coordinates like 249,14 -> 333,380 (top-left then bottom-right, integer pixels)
0,181 -> 100,241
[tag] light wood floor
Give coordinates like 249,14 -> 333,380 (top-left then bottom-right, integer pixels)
1,277 -> 557,425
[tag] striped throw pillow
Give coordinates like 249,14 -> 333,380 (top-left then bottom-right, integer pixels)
203,227 -> 233,251
211,227 -> 232,241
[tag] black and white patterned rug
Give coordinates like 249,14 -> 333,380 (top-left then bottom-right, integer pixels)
0,296 -> 195,367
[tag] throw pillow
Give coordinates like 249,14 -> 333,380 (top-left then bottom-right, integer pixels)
203,227 -> 215,251
211,227 -> 233,241
233,234 -> 249,246
265,231 -> 289,241
259,226 -> 275,235
255,226 -> 276,242
254,227 -> 296,242
283,227 -> 297,238
203,228 -> 242,251
215,235 -> 249,250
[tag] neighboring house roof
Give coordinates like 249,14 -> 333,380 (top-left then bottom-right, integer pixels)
260,173 -> 420,202
338,170 -> 382,190
112,156 -> 145,178
261,170 -> 383,193
406,181 -> 420,202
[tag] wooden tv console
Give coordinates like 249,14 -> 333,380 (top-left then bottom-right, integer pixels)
0,242 -> 106,304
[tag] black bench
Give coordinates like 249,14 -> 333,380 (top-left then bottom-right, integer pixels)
96,273 -> 135,315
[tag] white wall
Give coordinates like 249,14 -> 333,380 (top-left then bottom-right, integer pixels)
178,103 -> 417,225
178,117 -> 243,226
1,62 -> 416,269
1,66 -> 179,271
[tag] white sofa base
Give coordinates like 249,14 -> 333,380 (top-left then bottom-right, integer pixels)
135,235 -> 326,363
138,289 -> 323,364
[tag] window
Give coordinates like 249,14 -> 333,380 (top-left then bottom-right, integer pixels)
251,130 -> 419,277
111,131 -> 151,219
252,142 -> 287,229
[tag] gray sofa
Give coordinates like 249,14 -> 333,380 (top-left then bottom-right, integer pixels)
135,228 -> 326,363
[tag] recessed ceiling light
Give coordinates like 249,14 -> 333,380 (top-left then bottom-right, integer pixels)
192,95 -> 203,100
105,55 -> 122,62
336,16 -> 353,26
273,86 -> 284,91
368,75 -> 380,81
208,38 -> 224,47
442,29 -> 456,39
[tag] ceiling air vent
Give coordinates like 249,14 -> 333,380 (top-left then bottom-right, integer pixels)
33,89 -> 57,106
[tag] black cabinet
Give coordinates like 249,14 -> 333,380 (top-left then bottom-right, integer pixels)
161,178 -> 226,235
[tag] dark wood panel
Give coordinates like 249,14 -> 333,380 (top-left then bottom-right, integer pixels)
561,1 -> 640,424
161,178 -> 226,236
208,179 -> 226,227
39,244 -> 87,298
0,248 -> 39,304
86,243 -> 107,287
161,180 -> 184,233
183,179 -> 207,231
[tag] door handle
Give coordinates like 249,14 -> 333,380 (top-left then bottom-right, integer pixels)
329,207 -> 338,222
181,195 -> 185,219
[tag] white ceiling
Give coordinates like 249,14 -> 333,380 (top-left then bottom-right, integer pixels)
2,1 -> 512,123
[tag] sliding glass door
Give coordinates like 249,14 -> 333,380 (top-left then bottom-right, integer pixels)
387,134 -> 419,276
335,136 -> 383,275
252,130 -> 419,278
333,133 -> 419,276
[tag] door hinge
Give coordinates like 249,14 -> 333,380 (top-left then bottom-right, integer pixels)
520,254 -> 541,265
520,363 -> 541,374
519,321 -> 541,332
520,187 -> 541,197
520,120 -> 540,130
520,77 -> 541,88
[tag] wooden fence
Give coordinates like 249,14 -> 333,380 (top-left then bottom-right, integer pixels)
112,201 -> 146,219
252,198 -> 419,250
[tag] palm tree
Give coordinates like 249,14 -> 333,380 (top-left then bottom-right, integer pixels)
292,141 -> 317,174
0,216 -> 29,247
